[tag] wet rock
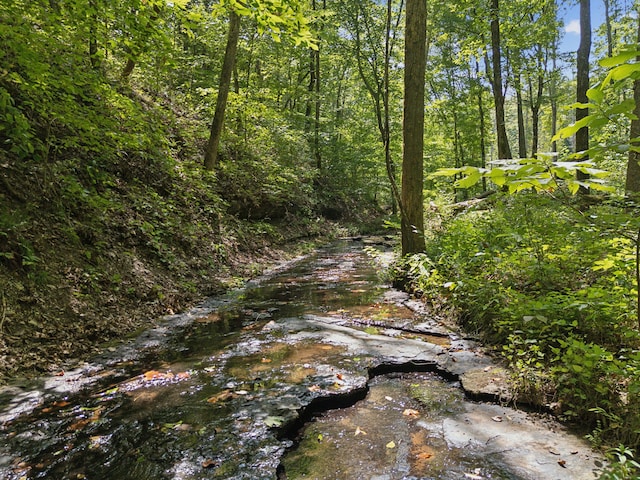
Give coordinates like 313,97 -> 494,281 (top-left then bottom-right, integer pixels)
459,366 -> 513,402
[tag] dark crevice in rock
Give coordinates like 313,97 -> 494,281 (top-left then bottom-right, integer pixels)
368,360 -> 456,381
275,386 -> 370,442
275,360 -> 459,479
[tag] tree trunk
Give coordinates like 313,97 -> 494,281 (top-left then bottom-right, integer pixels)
515,73 -> 527,158
488,0 -> 512,160
120,48 -> 136,80
204,11 -> 240,171
550,38 -> 559,153
603,0 -> 613,58
476,60 -> 488,192
576,0 -> 591,187
401,0 -> 426,255
89,0 -> 100,69
626,17 -> 640,195
529,49 -> 545,157
384,0 -> 398,215
314,42 -> 321,170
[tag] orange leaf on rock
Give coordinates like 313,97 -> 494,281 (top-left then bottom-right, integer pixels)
202,459 -> 217,469
206,390 -> 233,404
403,409 -> 420,417
143,370 -> 164,381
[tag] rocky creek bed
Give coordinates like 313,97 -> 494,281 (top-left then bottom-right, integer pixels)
0,239 -> 605,479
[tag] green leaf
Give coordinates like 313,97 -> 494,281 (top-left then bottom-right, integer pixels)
599,51 -> 640,68
456,170 -> 482,188
586,87 -> 604,104
610,63 -> 640,82
606,98 -> 636,115
553,115 -> 595,141
430,167 -> 463,178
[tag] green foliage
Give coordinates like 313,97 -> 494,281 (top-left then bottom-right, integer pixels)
394,193 -> 640,449
599,445 -> 640,480
430,155 -> 614,194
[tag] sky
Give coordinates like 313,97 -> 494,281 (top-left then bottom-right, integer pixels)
560,1 -> 606,54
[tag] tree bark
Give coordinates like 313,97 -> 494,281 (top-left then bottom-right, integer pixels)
575,0 -> 591,187
489,0 -> 512,160
626,16 -> 640,195
529,47 -> 545,157
401,0 -> 426,255
550,38 -> 559,153
204,11 -> 240,171
89,0 -> 100,69
476,59 -> 488,192
515,73 -> 527,158
603,0 -> 613,58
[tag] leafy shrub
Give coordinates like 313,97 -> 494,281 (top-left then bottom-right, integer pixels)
396,192 -> 640,451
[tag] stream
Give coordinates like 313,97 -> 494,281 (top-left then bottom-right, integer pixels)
0,238 -> 605,479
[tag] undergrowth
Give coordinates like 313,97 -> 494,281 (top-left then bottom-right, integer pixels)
394,193 -> 640,473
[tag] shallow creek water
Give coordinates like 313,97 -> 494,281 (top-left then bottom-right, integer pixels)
0,239 -> 604,479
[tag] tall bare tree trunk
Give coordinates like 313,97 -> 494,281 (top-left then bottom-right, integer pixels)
489,0 -> 512,160
603,0 -> 613,58
204,11 -> 240,171
401,0 -> 426,255
476,60 -> 488,192
626,16 -> 640,195
575,0 -> 591,188
550,37 -> 559,153
89,0 -> 100,69
515,73 -> 527,158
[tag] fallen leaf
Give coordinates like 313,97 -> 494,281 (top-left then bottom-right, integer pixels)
491,416 -> 503,422
261,358 -> 272,363
336,373 -> 344,380
464,473 -> 483,480
143,370 -> 166,381
317,434 -> 323,442
558,459 -> 567,468
403,409 -> 420,417
68,419 -> 90,431
416,452 -> 433,460
354,426 -> 367,436
264,416 -> 285,428
206,390 -> 232,404
548,448 -> 561,455
54,371 -> 65,377
202,459 -> 217,469
386,441 -> 396,449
